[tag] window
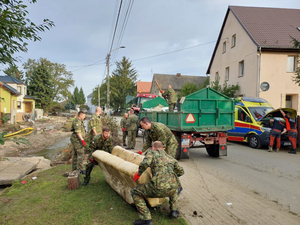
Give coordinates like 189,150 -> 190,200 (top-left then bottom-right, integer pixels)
17,86 -> 21,94
17,101 -> 21,109
215,72 -> 219,81
232,34 -> 236,47
223,41 -> 226,53
287,56 -> 296,72
286,95 -> 292,108
239,60 -> 244,77
225,67 -> 229,81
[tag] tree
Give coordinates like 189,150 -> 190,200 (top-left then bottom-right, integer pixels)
177,83 -> 198,98
78,87 -> 86,105
198,77 -> 210,90
108,57 -> 137,111
210,77 -> 239,98
71,86 -> 80,105
23,58 -> 74,101
3,64 -> 25,82
27,64 -> 54,114
291,37 -> 300,86
0,0 -> 54,65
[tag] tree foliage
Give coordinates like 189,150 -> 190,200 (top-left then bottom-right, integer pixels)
210,77 -> 239,98
27,64 -> 54,114
291,37 -> 300,86
3,64 -> 25,82
177,83 -> 198,98
23,58 -> 74,101
0,0 -> 54,65
78,87 -> 86,105
92,57 -> 137,111
70,86 -> 85,105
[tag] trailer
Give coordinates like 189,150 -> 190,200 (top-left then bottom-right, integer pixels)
139,87 -> 235,159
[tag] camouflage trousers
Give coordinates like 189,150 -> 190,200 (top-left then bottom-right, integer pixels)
71,138 -> 85,171
168,103 -> 176,112
165,138 -> 178,158
127,130 -> 136,148
122,131 -> 127,145
131,183 -> 178,220
84,150 -> 94,182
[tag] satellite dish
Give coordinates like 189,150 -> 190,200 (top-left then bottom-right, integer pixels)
260,82 -> 270,91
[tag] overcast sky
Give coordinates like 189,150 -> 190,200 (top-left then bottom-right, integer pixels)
2,0 -> 299,99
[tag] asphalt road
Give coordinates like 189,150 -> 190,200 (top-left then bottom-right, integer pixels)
188,141 -> 300,216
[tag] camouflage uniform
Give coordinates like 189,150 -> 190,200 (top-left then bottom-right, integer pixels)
162,87 -> 177,112
131,149 -> 184,220
70,117 -> 86,171
86,113 -> 102,149
126,114 -> 139,148
142,122 -> 178,158
120,117 -> 127,145
84,134 -> 114,183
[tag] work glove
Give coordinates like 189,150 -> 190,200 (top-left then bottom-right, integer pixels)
81,140 -> 86,146
133,172 -> 140,182
160,90 -> 163,93
137,150 -> 142,155
122,127 -> 126,132
90,158 -> 98,165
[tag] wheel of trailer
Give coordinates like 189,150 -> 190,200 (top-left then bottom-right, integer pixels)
175,136 -> 182,160
248,134 -> 261,148
205,144 -> 219,157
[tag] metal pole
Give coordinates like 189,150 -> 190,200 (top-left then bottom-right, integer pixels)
106,53 -> 110,115
98,85 -> 100,106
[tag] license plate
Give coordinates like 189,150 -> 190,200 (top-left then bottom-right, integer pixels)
182,139 -> 190,146
283,141 -> 291,146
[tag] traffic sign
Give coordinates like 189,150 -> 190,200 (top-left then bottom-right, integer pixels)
185,113 -> 196,123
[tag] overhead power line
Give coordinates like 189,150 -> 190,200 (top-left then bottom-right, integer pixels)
132,41 -> 216,62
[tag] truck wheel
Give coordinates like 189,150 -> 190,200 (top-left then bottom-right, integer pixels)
205,144 -> 219,157
248,134 -> 262,148
175,136 -> 182,160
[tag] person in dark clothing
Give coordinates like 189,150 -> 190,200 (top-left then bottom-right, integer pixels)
280,108 -> 298,154
268,118 -> 286,152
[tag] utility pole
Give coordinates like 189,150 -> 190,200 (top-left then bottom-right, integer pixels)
98,84 -> 100,106
106,46 -> 125,116
106,53 -> 110,115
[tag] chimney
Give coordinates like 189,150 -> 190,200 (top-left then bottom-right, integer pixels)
176,73 -> 181,78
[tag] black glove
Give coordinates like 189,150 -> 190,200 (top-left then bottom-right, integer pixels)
90,158 -> 98,165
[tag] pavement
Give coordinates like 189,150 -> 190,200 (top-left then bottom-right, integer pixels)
0,157 -> 51,185
130,134 -> 300,225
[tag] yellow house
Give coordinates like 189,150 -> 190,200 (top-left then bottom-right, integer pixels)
207,6 -> 300,112
0,82 -> 20,114
0,76 -> 37,121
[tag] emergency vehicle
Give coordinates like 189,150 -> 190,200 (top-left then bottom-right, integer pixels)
227,97 -> 296,148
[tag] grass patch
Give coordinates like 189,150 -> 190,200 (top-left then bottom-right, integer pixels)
0,165 -> 187,225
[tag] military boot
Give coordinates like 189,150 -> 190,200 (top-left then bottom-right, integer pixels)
133,219 -> 153,225
268,146 -> 273,152
171,210 -> 180,218
288,151 -> 297,154
276,148 -> 280,152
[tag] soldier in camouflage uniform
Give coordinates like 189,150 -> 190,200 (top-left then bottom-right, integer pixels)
70,111 -> 86,173
82,126 -> 114,186
86,106 -> 102,149
131,141 -> 184,225
161,85 -> 177,112
139,116 -> 178,158
125,109 -> 139,150
120,113 -> 128,146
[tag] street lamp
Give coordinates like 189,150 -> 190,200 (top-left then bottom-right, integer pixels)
106,46 -> 125,115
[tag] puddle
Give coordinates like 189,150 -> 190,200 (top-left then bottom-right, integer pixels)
26,137 -> 70,161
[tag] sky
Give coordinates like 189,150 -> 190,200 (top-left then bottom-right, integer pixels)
1,0 -> 299,100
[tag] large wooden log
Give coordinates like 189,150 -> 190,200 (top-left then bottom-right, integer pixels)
93,146 -> 165,207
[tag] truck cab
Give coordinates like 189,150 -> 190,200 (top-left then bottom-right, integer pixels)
132,93 -> 158,115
